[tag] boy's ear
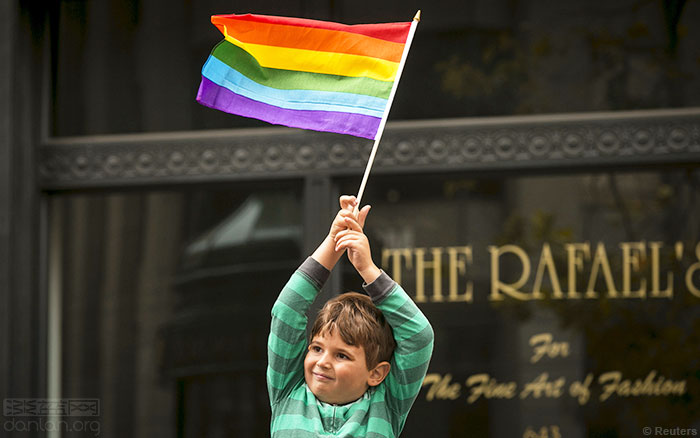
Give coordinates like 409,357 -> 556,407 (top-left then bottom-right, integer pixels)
367,361 -> 391,387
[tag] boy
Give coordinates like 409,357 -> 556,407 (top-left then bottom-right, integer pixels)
267,195 -> 434,437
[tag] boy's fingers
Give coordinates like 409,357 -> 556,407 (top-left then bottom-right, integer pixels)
335,229 -> 362,240
335,235 -> 363,252
339,195 -> 358,210
334,230 -> 363,242
343,216 -> 363,232
333,210 -> 354,229
335,235 -> 352,247
357,205 -> 371,228
338,209 -> 356,219
334,236 -> 351,251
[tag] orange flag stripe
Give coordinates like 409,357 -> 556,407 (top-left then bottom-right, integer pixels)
212,16 -> 405,63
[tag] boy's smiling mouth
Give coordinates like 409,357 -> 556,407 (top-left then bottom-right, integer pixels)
312,371 -> 334,381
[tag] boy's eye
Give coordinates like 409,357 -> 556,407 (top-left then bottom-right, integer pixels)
310,345 -> 322,353
337,353 -> 349,360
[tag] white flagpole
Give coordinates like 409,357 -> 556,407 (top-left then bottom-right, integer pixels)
355,10 -> 421,208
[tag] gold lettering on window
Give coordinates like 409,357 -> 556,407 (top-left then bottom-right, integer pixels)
585,243 -> 617,298
415,247 -> 444,303
565,242 -> 590,299
447,246 -> 473,302
650,242 -> 673,298
533,243 -> 563,298
489,245 -> 537,301
620,242 -> 647,298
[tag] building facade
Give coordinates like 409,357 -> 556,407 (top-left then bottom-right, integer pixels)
2,1 -> 700,437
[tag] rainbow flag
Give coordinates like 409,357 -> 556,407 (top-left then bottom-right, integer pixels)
196,13 -> 414,139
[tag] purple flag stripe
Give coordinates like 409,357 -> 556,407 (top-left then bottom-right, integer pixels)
197,77 -> 380,139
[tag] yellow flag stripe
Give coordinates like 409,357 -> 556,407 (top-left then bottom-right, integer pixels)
223,32 -> 399,82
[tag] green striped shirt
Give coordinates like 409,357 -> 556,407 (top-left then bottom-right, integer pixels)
267,257 -> 434,437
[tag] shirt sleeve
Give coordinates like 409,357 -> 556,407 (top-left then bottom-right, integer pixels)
364,271 -> 434,433
267,257 -> 330,406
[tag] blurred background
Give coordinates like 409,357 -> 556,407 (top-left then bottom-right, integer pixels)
2,0 -> 700,437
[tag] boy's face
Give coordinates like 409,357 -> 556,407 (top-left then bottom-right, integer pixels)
304,329 -> 374,405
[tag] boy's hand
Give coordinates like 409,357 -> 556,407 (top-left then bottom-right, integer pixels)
334,214 -> 381,284
312,195 -> 371,271
329,195 -> 371,242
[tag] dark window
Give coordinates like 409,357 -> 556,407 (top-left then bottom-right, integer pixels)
338,169 -> 700,436
51,0 -> 700,136
50,184 -> 302,437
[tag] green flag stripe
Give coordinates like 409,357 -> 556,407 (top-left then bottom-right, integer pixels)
211,41 -> 393,99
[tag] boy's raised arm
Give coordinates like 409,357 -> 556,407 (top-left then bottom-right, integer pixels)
335,214 -> 434,433
267,256 -> 326,405
267,195 -> 371,405
366,277 -> 434,431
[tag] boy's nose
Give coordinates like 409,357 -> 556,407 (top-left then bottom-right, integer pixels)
317,353 -> 332,368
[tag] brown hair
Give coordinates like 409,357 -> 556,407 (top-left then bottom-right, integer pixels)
310,292 -> 396,369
